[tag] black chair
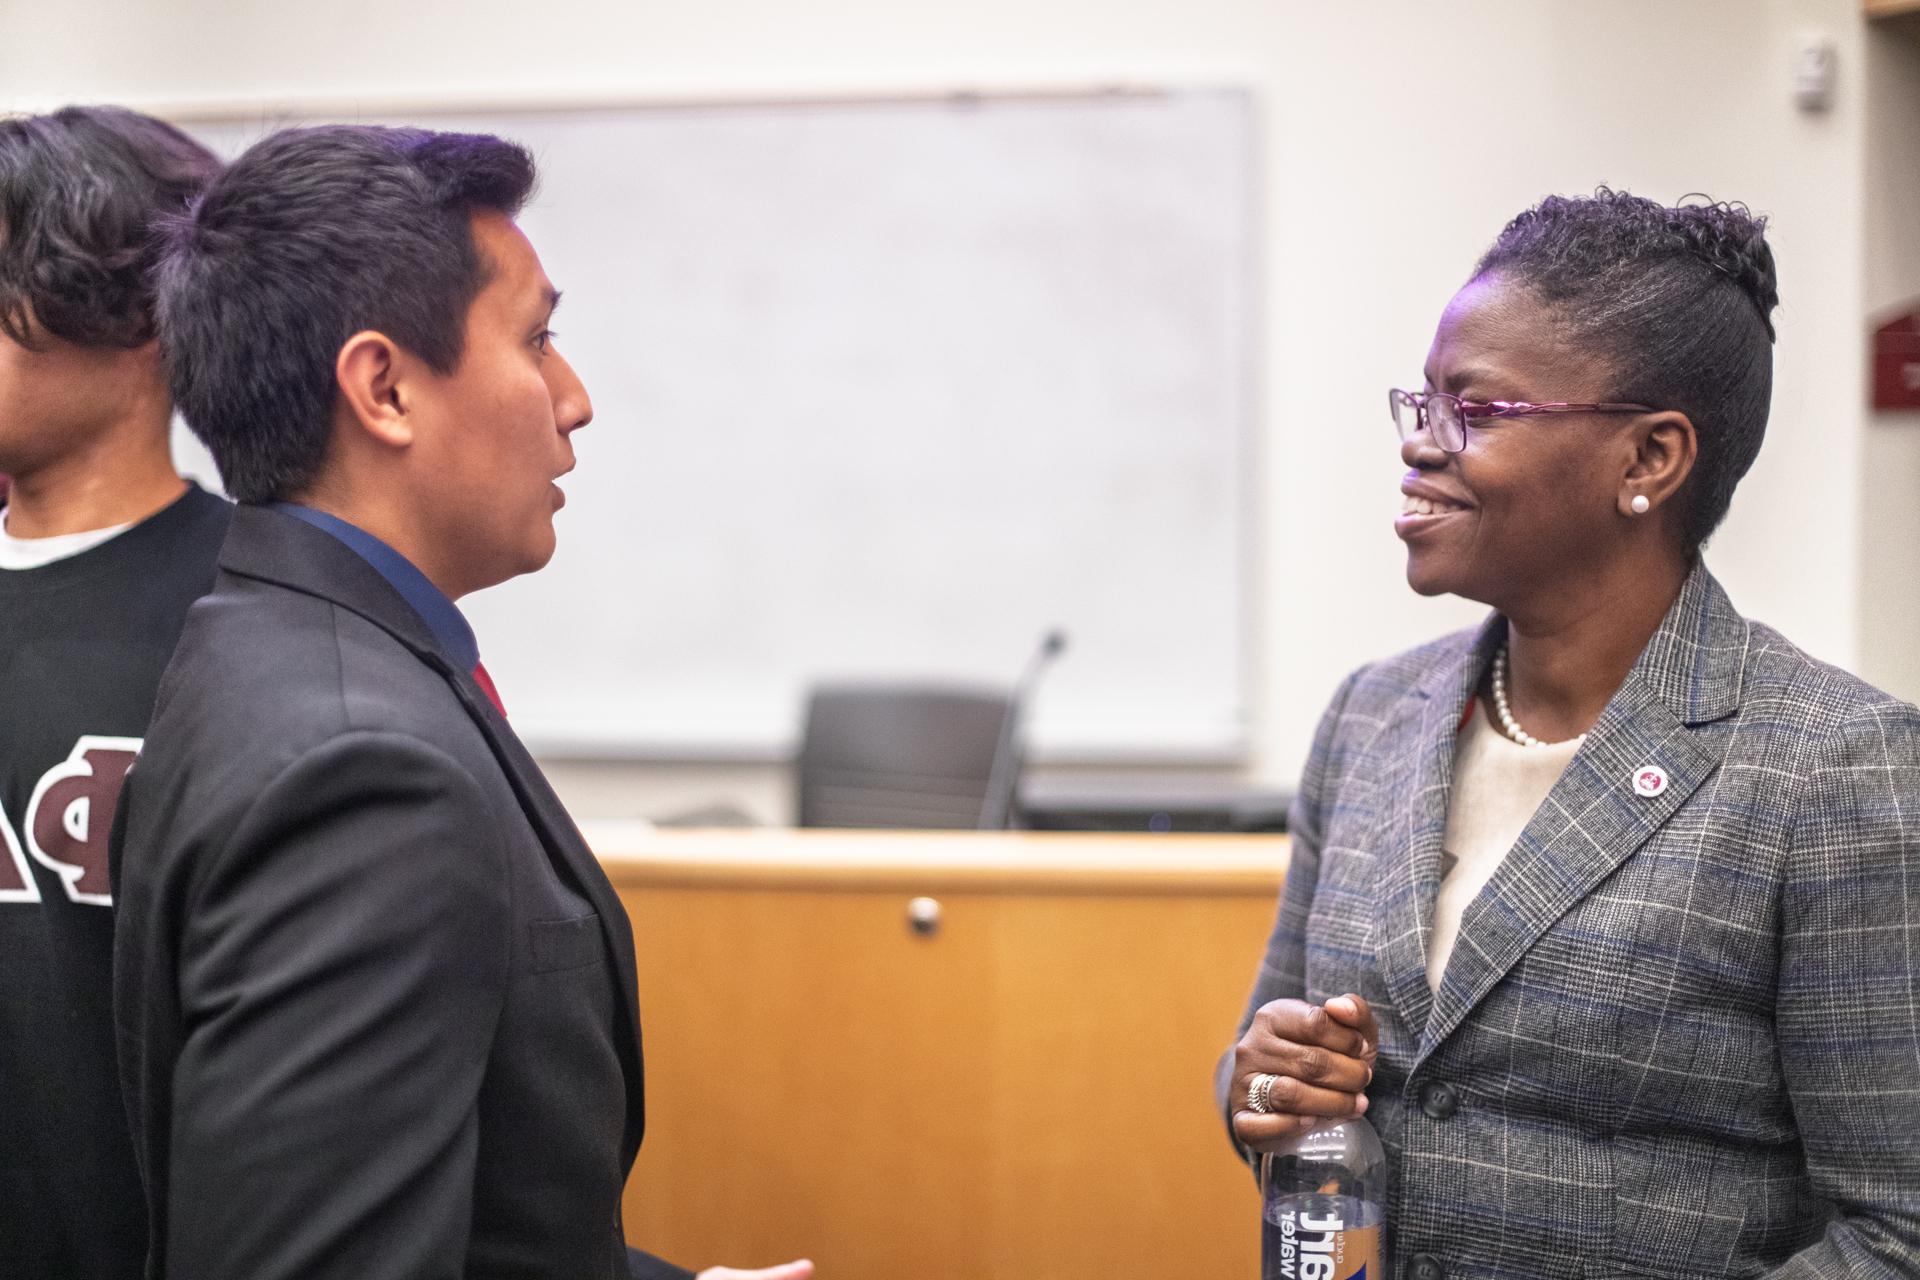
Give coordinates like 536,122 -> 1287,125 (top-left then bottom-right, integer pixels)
795,683 -> 1015,829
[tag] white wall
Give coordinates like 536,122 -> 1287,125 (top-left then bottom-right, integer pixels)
1859,19 -> 1920,706
3,0 -> 1880,822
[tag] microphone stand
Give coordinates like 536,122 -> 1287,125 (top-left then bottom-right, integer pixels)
977,630 -> 1067,830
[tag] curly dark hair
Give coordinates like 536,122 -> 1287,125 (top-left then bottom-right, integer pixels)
1473,187 -> 1778,550
156,125 -> 537,503
0,106 -> 220,349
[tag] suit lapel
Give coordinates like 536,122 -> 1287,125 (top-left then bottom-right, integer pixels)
219,504 -> 445,656
434,658 -> 641,984
1417,564 -> 1747,1063
421,651 -> 650,1155
1372,622 -> 1496,1050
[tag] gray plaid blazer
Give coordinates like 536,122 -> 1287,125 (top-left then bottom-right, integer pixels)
1226,564 -> 1920,1278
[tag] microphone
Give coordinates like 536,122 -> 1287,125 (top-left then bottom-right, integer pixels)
978,629 -> 1069,830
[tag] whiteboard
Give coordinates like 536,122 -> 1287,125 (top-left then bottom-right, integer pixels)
184,90 -> 1255,761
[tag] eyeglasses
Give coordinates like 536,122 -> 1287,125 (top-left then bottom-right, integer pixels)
1389,388 -> 1656,454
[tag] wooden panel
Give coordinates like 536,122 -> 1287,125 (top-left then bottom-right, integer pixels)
602,830 -> 1286,1280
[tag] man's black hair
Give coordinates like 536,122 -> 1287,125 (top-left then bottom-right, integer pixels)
1473,187 -> 1779,551
156,125 -> 537,503
0,105 -> 220,349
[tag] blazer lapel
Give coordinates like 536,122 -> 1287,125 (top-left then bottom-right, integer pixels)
1417,564 -> 1748,1063
219,504 -> 445,656
1372,621 -> 1498,1051
423,648 -> 651,1154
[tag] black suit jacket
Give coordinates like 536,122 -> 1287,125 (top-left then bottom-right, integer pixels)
112,505 -> 691,1280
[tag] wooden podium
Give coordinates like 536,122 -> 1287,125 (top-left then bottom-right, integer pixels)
591,826 -> 1288,1280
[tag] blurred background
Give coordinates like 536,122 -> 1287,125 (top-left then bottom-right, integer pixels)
9,0 -> 1917,828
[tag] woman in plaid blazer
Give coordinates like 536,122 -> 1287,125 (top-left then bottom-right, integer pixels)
1224,191 -> 1920,1278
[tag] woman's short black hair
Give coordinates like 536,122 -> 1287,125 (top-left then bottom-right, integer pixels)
1473,187 -> 1778,550
0,105 -> 220,349
156,125 -> 536,503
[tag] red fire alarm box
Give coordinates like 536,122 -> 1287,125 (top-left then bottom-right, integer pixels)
1874,307 -> 1920,410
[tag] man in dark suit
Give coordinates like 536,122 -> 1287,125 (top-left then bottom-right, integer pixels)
111,125 -> 811,1280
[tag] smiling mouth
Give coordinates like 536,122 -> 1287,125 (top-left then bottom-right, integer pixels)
1399,493 -> 1469,518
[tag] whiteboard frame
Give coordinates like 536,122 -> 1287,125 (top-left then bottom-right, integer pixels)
146,83 -> 1177,125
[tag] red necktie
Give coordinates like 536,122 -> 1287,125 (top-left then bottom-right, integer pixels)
472,660 -> 507,717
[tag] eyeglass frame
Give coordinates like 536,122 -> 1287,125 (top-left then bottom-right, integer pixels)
1389,388 -> 1657,454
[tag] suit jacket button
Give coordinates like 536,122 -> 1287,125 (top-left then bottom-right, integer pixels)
1411,1253 -> 1445,1280
1420,1081 -> 1459,1120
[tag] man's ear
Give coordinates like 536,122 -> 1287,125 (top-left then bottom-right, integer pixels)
334,331 -> 415,449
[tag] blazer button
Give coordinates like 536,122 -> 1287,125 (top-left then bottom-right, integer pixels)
1419,1082 -> 1459,1120
1411,1253 -> 1445,1280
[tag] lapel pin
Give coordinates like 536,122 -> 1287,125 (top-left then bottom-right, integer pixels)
1632,765 -> 1668,798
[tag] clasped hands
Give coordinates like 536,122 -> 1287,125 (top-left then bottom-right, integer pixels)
1230,994 -> 1379,1154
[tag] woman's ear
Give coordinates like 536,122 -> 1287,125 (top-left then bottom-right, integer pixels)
334,330 -> 414,449
1619,410 -> 1696,520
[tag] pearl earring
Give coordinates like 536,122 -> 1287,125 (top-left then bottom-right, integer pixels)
1630,494 -> 1651,515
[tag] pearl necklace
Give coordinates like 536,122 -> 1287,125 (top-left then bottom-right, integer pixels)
1490,645 -> 1586,749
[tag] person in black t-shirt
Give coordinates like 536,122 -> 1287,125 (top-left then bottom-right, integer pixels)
0,106 -> 228,1280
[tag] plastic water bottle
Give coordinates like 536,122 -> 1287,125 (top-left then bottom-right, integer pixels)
1260,1116 -> 1387,1280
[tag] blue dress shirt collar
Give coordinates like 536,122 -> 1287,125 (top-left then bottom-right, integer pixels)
268,503 -> 480,672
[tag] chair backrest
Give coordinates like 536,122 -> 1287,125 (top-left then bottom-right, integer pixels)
796,683 -> 1013,829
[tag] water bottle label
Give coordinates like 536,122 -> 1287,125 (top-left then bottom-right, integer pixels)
1269,1205 -> 1382,1280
